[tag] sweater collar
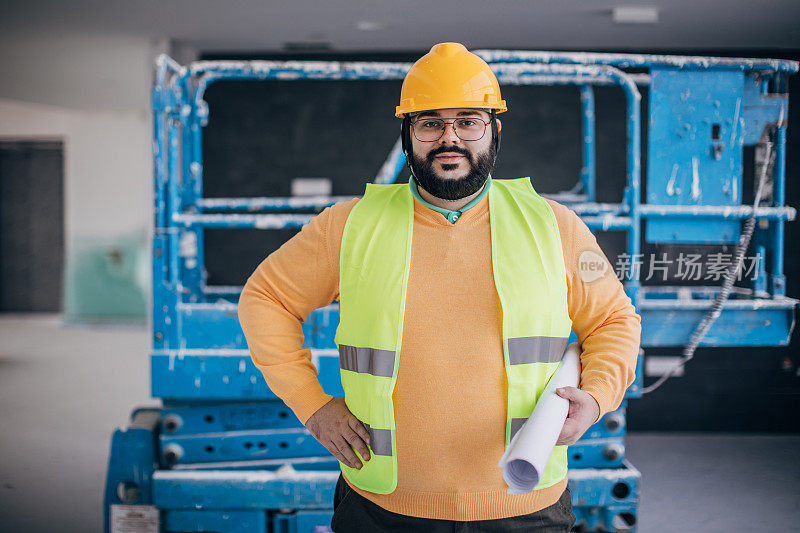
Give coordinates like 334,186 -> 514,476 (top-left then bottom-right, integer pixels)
408,174 -> 492,224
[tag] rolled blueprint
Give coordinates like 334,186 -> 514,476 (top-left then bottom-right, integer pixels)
497,342 -> 581,494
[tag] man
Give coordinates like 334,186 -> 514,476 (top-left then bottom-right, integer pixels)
238,42 -> 641,532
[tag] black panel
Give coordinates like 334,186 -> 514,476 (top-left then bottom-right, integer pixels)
0,141 -> 64,312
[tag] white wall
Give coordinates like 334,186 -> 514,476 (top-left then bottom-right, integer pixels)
0,34 -> 171,242
0,98 -> 151,241
0,34 -> 162,112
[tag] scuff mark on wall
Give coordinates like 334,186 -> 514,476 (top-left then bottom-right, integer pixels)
666,163 -> 679,196
691,157 -> 702,200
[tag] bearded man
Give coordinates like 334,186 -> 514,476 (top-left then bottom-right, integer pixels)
238,42 -> 641,532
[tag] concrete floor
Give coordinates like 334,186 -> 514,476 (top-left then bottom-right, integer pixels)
0,314 -> 798,532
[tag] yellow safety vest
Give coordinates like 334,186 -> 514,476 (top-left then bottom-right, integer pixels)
334,177 -> 573,494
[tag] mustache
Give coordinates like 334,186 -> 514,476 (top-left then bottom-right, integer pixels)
426,145 -> 472,162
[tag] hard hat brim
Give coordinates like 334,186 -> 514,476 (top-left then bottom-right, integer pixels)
396,100 -> 507,118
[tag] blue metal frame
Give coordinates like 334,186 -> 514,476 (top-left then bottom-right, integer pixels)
152,52 -> 797,358
104,409 -> 160,532
579,84 -> 597,202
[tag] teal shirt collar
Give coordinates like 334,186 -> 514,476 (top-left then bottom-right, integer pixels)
409,175 -> 492,224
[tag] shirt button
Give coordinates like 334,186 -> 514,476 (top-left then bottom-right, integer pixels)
451,214 -> 459,222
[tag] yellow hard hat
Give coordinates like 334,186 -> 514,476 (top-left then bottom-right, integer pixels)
395,42 -> 507,118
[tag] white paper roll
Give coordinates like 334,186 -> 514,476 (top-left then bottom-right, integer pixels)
497,342 -> 581,494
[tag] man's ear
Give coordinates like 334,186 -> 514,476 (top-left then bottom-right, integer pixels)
496,118 -> 502,132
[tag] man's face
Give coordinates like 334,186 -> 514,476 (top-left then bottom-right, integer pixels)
408,108 -> 500,201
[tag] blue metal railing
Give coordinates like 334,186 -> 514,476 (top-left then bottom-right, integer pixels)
151,51 -> 798,352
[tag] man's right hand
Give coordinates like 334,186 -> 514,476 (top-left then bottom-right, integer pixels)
305,397 -> 371,469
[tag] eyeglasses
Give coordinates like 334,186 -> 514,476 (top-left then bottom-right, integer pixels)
411,116 -> 490,142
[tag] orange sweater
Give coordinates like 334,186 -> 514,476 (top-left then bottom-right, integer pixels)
238,181 -> 641,521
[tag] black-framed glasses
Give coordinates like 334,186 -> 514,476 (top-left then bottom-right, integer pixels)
411,116 -> 490,142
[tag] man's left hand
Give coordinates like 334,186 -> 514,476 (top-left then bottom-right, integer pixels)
554,386 -> 600,446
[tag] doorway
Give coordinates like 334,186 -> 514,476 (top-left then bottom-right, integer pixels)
0,140 -> 65,312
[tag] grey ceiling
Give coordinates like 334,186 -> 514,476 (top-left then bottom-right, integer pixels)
2,0 -> 799,51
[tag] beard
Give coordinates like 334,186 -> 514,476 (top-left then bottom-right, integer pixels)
410,141 -> 496,201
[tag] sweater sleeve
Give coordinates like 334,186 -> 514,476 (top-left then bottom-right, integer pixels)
546,199 -> 642,424
237,197 -> 359,425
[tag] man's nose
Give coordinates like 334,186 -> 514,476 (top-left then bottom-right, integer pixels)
439,122 -> 461,144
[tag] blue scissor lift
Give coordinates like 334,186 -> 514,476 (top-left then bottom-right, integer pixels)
104,51 -> 798,533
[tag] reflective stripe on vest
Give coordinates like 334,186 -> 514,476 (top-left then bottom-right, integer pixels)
361,422 -> 393,457
338,345 -> 396,378
509,336 -> 570,365
335,177 -> 573,494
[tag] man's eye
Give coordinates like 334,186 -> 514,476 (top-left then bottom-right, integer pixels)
421,121 -> 442,129
458,119 -> 478,127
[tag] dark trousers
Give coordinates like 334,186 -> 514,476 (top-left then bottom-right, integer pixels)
330,473 -> 576,532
